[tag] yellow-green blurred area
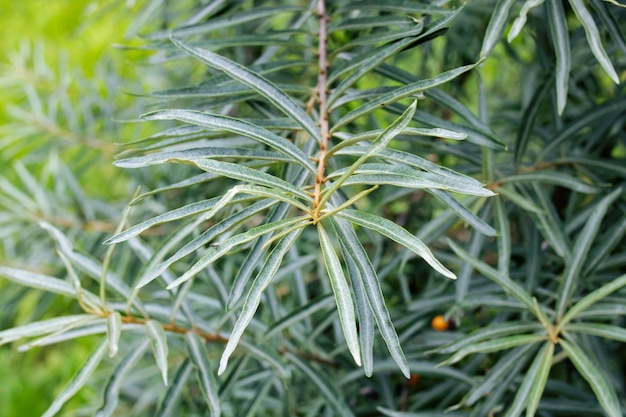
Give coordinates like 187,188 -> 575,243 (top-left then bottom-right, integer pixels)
0,1 -> 149,415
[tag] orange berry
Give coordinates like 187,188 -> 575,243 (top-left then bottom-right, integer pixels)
431,315 -> 451,331
408,373 -> 420,387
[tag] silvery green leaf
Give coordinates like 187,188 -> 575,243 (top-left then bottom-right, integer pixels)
146,320 -> 169,385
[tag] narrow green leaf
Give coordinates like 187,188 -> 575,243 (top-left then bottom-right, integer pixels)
546,0 -> 571,115
501,171 -> 603,194
480,0 -> 516,57
321,101 -> 417,208
338,209 -> 456,279
186,332 -> 221,417
264,294 -> 333,340
165,216 -> 309,290
218,228 -> 302,375
344,248 -> 374,377
494,196 -> 511,274
139,199 -> 276,288
530,183 -> 570,259
106,312 -> 122,358
495,185 -> 543,214
146,320 -> 169,385
560,337 -> 622,417
286,352 -> 356,417
331,217 -> 410,378
428,190 -> 497,237
0,315 -> 96,345
190,159 -> 312,202
139,110 -> 316,173
447,239 -> 536,312
114,147 -> 292,168
556,187 -> 623,319
500,341 -> 553,417
568,0 -> 620,83
154,359 -> 193,417
557,273 -> 626,331
463,343 -> 537,405
0,266 -> 86,300
508,0 -> 545,42
95,340 -> 150,417
41,340 -> 107,417
514,74 -> 552,166
439,334 -> 547,366
170,38 -> 320,140
564,323 -> 626,343
318,223 -> 361,366
435,322 -> 543,355
332,64 -> 477,131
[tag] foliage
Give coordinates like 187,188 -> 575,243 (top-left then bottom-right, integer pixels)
1,1 -> 625,416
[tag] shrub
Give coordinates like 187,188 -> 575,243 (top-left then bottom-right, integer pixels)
1,1 -> 625,416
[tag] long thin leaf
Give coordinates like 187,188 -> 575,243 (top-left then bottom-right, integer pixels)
556,187 -> 623,319
560,337 -> 622,417
556,273 -> 626,332
286,352 -> 356,417
106,312 -> 122,358
139,110 -> 316,173
154,359 -> 193,417
565,323 -> 626,343
332,64 -> 477,131
171,38 -> 319,140
439,334 -> 547,366
146,320 -> 169,385
338,209 -> 456,279
165,215 -> 309,290
318,223 -> 361,365
568,0 -> 620,83
41,340 -> 107,417
0,314 -> 96,345
186,332 -> 221,417
218,228 -> 302,375
95,340 -> 150,417
331,217 -> 410,378
546,0 -> 571,115
504,342 -> 554,417
480,0 -> 516,57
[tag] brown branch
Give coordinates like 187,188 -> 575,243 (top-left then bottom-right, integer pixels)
312,0 -> 330,223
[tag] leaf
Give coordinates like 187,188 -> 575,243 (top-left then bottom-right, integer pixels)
263,295 -> 333,340
95,340 -> 150,417
218,228 -> 302,375
560,337 -> 622,417
503,342 -> 554,417
556,272 -> 626,332
139,110 -> 316,173
447,240 -> 535,312
332,63 -> 478,131
495,185 -> 543,214
480,0 -> 516,58
0,315 -> 96,345
318,223 -> 361,365
0,266 -> 94,302
556,187 -> 623,319
546,0 -> 571,115
564,323 -> 626,343
338,209 -> 456,279
285,352 -> 356,417
331,217 -> 410,378
427,190 -> 497,237
508,0 -> 545,42
190,159 -> 312,202
186,332 -> 221,417
514,74 -> 553,166
434,322 -> 543,355
154,359 -> 193,417
500,171 -> 603,194
41,340 -> 107,417
138,199 -> 276,288
439,334 -> 547,366
146,320 -> 169,385
170,37 -> 320,140
463,343 -> 537,406
106,312 -> 122,358
568,0 -> 620,83
165,215 -> 309,290
321,101 -> 417,208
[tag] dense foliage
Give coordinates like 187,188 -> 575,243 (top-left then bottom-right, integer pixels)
1,1 -> 625,416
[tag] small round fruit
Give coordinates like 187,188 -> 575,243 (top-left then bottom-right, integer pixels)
431,315 -> 451,331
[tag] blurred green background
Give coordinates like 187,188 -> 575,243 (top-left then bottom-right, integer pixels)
0,1 -> 145,415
